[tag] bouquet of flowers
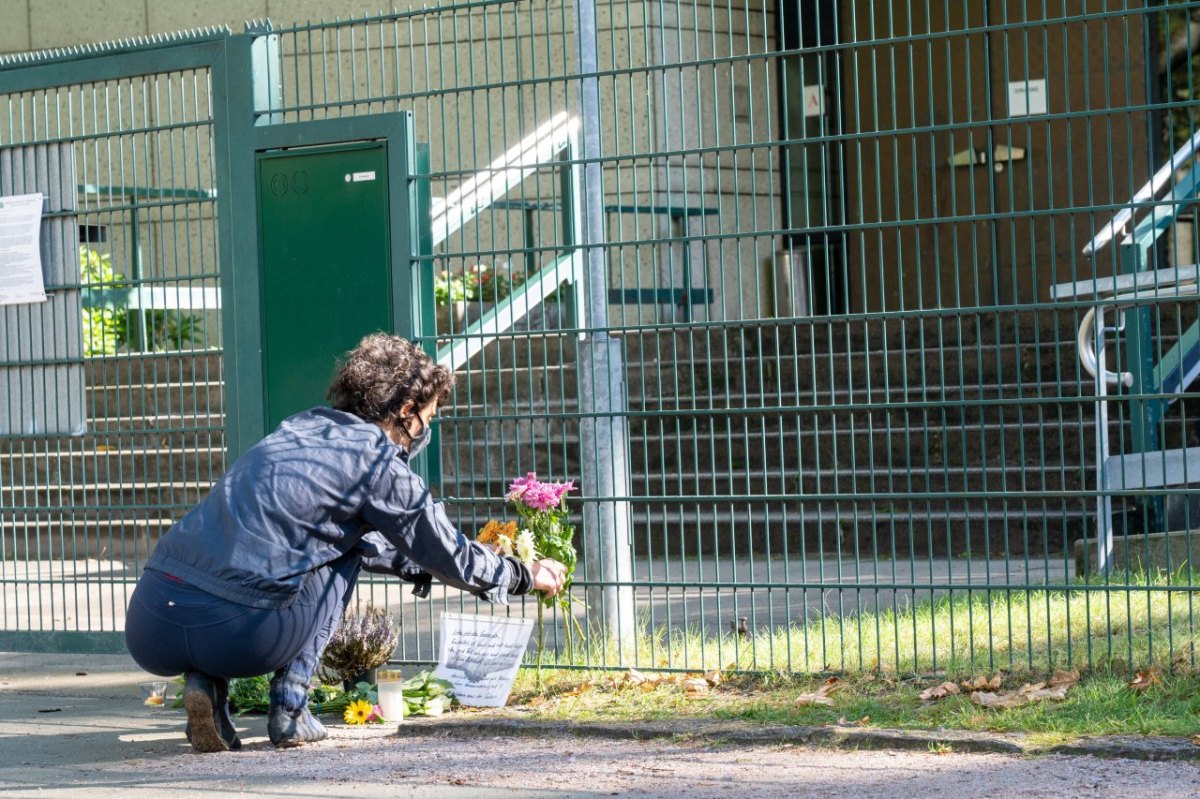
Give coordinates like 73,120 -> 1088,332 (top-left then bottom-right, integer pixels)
478,472 -> 584,671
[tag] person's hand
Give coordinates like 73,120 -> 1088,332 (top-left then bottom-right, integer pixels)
530,558 -> 568,597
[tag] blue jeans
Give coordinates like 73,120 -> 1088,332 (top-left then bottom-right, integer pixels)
124,553 -> 361,679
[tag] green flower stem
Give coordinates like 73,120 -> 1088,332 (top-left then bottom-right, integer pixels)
536,600 -> 545,693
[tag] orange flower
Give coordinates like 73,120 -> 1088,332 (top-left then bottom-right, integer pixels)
477,519 -> 517,545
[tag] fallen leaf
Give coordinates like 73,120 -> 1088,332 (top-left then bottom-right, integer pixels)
1024,683 -> 1070,702
794,677 -> 844,707
1191,735 -> 1200,747
527,696 -> 546,707
960,675 -> 1002,692
920,682 -> 961,701
560,681 -> 593,697
681,678 -> 710,697
624,668 -> 670,688
1129,668 -> 1162,692
624,667 -> 650,685
971,691 -> 1025,710
972,676 -> 1075,710
1047,670 -> 1080,689
703,670 -> 723,687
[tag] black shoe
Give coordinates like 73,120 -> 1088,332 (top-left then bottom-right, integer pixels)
183,672 -> 229,753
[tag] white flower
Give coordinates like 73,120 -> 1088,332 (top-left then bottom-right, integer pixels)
496,534 -> 514,557
515,529 -> 537,564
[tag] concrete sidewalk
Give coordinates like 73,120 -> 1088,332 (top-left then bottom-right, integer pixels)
2,651 -> 1199,799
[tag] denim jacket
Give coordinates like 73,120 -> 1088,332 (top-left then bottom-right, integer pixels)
146,407 -> 520,609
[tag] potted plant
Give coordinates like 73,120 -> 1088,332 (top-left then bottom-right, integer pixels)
434,262 -> 526,332
318,602 -> 399,691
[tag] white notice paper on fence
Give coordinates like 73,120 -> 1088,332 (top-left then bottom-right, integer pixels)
433,611 -> 534,707
0,193 -> 47,306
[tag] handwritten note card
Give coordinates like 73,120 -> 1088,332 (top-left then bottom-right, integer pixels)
433,611 -> 534,707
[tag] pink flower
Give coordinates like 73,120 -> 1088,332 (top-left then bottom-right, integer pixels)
368,704 -> 385,722
506,472 -> 539,503
507,473 -> 576,510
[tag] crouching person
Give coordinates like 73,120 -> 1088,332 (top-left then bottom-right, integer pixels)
124,333 -> 567,751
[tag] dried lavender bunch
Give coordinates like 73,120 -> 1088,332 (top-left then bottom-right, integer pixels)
318,602 -> 399,684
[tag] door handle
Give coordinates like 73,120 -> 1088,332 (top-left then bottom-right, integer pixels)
948,144 -> 1027,171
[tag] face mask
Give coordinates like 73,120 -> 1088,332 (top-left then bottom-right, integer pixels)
405,422 -> 432,458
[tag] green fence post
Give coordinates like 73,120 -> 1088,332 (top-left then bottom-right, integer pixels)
1121,241 -> 1165,534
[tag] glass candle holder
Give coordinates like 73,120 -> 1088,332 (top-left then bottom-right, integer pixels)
139,681 -> 169,708
376,668 -> 404,721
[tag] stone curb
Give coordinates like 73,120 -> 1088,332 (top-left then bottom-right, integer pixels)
397,716 -> 1200,761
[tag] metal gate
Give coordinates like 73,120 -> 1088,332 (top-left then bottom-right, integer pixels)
2,2 -> 1198,676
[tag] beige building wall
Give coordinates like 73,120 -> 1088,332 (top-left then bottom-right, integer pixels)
3,0 -> 783,327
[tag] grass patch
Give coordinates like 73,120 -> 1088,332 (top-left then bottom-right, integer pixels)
504,668 -> 1200,740
534,569 -> 1200,677
493,570 -> 1200,739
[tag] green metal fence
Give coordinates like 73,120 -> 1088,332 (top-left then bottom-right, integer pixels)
2,1 -> 1199,676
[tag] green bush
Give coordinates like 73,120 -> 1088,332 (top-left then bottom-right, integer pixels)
80,247 -> 127,357
79,246 -> 204,355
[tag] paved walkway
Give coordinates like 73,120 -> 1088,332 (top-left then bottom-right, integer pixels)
1,652 -> 1198,799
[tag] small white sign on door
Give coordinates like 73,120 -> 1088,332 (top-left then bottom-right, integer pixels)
802,85 -> 824,118
1007,79 -> 1047,117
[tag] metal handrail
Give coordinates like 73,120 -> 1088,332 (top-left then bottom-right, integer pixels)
1083,128 -> 1200,255
434,119 -> 584,371
1074,278 -> 1200,390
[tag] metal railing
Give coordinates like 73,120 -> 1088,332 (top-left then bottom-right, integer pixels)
432,112 -> 585,371
1052,125 -> 1200,572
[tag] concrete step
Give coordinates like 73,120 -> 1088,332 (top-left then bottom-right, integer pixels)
86,381 -> 224,420
0,480 -> 209,512
0,515 -> 174,561
0,443 -> 225,486
84,351 -> 223,386
434,500 -> 1088,559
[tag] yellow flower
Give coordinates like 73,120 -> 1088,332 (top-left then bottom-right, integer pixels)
343,698 -> 373,725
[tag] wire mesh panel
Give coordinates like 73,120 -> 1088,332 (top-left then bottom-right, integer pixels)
256,1 -> 1194,675
2,2 -> 1198,674
0,39 -> 225,650
263,2 -> 587,662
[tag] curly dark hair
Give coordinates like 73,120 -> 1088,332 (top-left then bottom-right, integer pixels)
326,333 -> 453,432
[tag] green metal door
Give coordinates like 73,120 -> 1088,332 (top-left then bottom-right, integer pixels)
257,142 -> 392,429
